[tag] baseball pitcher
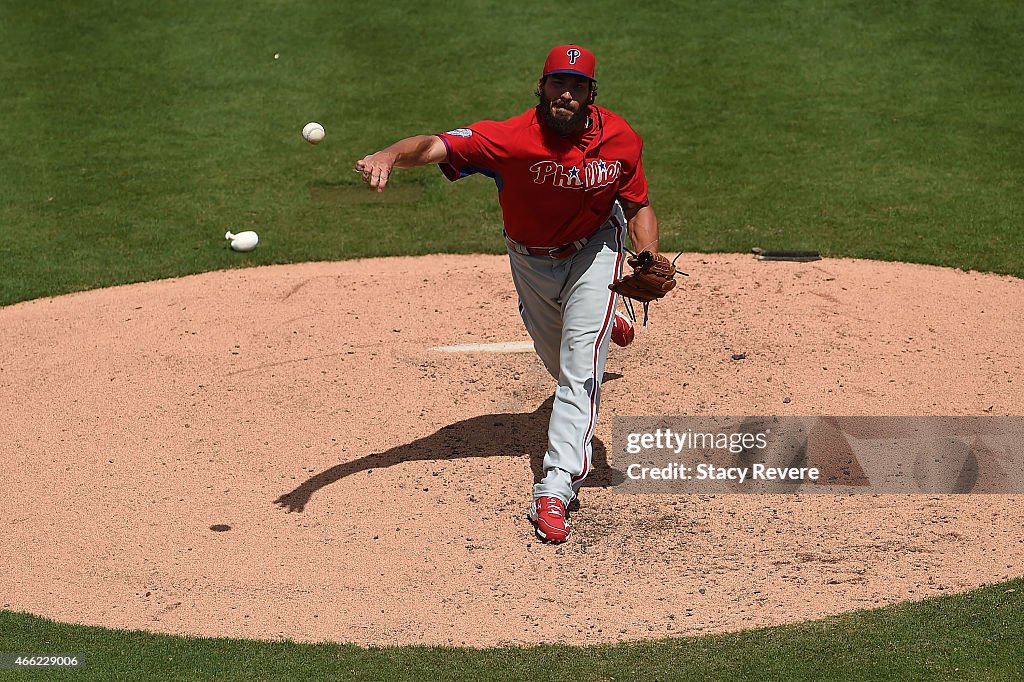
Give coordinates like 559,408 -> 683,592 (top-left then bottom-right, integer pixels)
355,45 -> 676,543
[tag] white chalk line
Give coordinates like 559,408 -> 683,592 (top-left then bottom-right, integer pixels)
431,341 -> 535,353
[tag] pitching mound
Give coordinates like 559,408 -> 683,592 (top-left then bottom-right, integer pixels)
1,254 -> 1021,647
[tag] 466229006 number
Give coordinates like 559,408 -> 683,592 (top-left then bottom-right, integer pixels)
0,653 -> 84,669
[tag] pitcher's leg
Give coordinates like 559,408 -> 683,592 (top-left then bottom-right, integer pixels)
534,219 -> 625,505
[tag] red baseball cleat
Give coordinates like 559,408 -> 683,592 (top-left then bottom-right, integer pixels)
611,311 -> 634,347
529,496 -> 571,543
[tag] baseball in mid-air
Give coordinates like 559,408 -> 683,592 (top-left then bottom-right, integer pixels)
302,121 -> 325,145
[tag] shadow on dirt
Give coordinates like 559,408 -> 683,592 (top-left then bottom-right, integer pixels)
274,390 -> 625,513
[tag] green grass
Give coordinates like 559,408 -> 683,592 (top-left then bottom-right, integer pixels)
1,1 -> 1022,680
1,0 -> 1022,306
1,578 -> 1022,681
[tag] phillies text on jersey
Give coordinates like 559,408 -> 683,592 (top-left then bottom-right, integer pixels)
529,158 -> 623,190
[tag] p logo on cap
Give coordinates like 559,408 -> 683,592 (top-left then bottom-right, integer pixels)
542,44 -> 596,80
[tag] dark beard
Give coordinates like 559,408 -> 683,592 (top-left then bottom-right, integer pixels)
537,95 -> 589,136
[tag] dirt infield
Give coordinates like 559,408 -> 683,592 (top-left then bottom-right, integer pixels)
1,254 -> 1022,647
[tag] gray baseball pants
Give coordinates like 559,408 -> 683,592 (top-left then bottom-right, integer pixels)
506,205 -> 626,506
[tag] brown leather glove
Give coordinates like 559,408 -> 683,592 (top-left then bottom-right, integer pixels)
609,251 -> 677,302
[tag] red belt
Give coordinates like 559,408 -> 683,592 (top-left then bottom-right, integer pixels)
504,233 -> 590,259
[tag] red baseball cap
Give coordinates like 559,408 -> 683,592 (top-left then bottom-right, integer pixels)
542,44 -> 596,81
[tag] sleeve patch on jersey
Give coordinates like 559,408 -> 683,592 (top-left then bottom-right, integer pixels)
445,128 -> 473,137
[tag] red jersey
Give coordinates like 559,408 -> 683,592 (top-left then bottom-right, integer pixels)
437,105 -> 649,247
